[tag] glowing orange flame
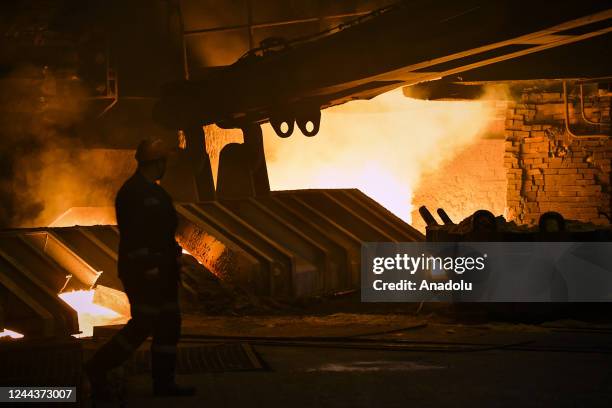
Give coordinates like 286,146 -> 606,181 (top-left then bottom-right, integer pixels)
0,329 -> 24,339
49,206 -> 116,227
58,289 -> 124,338
262,88 -> 494,223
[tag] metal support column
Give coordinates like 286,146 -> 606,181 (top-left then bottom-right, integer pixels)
185,125 -> 216,201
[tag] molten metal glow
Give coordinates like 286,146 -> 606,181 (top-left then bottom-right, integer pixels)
262,88 -> 494,223
182,247 -> 203,265
49,206 -> 116,227
0,329 -> 24,339
58,289 -> 121,338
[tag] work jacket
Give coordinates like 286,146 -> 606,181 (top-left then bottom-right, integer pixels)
115,171 -> 181,284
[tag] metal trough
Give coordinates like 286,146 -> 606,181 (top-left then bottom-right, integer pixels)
177,189 -> 424,298
0,189 -> 424,337
0,226 -> 124,338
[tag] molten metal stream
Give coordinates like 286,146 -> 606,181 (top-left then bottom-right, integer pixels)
58,289 -> 124,338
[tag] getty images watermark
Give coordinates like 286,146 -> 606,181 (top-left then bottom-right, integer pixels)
371,252 -> 487,292
361,242 -> 612,302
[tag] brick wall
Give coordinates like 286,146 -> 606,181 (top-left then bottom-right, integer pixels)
411,139 -> 507,232
504,88 -> 611,226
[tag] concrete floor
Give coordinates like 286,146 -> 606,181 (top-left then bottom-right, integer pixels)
100,319 -> 612,408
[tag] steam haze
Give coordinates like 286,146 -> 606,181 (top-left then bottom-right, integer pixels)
0,66 -> 133,227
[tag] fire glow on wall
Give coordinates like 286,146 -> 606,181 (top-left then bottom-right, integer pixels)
261,89 -> 495,224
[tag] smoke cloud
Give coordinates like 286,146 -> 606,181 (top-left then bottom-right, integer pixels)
0,65 -> 133,227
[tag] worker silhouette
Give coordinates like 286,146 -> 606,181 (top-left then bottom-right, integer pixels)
85,139 -> 195,401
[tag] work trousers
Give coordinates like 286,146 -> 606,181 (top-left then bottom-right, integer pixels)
87,272 -> 181,384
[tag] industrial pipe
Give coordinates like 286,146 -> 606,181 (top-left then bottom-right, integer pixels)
436,208 -> 454,225
562,81 -> 609,139
418,206 -> 439,227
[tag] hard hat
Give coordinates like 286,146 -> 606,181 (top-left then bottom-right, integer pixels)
135,139 -> 170,163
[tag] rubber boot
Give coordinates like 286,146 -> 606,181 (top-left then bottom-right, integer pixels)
85,360 -> 112,403
86,337 -> 135,403
152,351 -> 196,397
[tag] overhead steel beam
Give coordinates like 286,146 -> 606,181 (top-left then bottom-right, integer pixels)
183,11 -> 372,37
154,0 -> 612,130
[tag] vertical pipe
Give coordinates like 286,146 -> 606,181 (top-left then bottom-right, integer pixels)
246,0 -> 254,50
563,81 -> 609,139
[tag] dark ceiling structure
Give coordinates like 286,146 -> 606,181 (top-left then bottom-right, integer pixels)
155,0 -> 612,133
